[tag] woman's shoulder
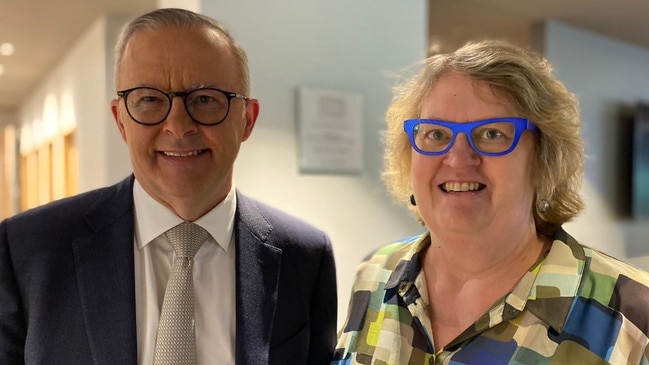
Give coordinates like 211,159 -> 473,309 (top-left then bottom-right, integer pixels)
583,245 -> 649,286
361,233 -> 426,267
347,233 -> 428,292
556,228 -> 649,286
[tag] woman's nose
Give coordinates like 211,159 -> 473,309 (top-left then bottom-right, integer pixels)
443,133 -> 480,167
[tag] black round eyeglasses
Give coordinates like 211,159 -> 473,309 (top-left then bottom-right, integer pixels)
116,86 -> 249,126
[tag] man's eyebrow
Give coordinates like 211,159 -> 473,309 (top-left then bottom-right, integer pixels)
191,83 -> 212,89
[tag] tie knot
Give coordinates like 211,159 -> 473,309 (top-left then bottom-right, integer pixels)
164,222 -> 209,258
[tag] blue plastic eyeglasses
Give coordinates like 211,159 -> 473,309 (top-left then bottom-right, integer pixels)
404,117 -> 539,156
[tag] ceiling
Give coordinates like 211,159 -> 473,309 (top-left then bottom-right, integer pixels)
0,0 -> 155,110
0,0 -> 648,111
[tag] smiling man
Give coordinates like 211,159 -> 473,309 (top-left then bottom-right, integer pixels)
0,8 -> 336,365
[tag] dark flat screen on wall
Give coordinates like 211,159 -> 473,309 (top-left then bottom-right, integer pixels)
633,103 -> 649,219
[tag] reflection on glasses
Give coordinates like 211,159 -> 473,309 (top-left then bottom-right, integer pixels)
404,117 -> 539,156
116,86 -> 249,126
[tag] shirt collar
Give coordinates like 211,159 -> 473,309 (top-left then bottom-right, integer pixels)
386,234 -> 430,292
133,179 -> 236,251
523,227 -> 585,333
392,228 -> 585,339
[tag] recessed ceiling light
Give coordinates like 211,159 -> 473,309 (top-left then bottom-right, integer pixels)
0,64 -> 5,76
0,43 -> 15,56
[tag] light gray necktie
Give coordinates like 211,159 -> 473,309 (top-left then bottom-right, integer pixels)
153,222 -> 209,365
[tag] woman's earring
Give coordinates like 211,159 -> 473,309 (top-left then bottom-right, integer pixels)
537,199 -> 549,213
410,195 -> 416,206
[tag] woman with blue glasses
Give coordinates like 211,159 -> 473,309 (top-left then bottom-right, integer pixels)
333,40 -> 649,364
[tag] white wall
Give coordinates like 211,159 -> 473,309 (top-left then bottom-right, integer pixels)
202,1 -> 427,325
537,20 -> 649,262
18,16 -> 131,192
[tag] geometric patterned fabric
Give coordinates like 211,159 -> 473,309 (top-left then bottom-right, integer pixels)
332,227 -> 649,364
153,222 -> 208,365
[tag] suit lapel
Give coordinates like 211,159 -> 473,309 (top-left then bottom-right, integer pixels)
70,183 -> 283,364
235,192 -> 282,365
72,177 -> 138,365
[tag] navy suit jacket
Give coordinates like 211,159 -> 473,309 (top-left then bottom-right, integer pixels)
0,176 -> 337,364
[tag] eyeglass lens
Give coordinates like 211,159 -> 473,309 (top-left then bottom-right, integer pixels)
414,121 -> 517,154
124,87 -> 231,125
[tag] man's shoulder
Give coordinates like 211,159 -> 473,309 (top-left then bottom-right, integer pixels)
236,192 -> 322,231
5,176 -> 133,228
235,192 -> 329,245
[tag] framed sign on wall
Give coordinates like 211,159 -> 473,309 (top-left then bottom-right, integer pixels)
297,87 -> 364,174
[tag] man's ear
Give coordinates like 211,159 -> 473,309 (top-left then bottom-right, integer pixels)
241,98 -> 259,141
110,99 -> 128,142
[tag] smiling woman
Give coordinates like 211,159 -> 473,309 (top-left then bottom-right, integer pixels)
333,39 -> 649,365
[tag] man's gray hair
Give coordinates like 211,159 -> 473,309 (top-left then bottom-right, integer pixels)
114,8 -> 250,94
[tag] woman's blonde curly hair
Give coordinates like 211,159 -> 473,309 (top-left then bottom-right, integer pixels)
383,40 -> 584,238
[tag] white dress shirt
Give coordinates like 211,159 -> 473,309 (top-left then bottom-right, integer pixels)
132,181 -> 236,365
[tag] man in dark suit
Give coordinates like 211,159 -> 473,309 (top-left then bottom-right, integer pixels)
0,8 -> 336,365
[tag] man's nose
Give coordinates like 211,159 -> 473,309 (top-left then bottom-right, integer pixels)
163,97 -> 197,137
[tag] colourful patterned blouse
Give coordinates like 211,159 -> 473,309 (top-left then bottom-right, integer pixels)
332,228 -> 649,364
